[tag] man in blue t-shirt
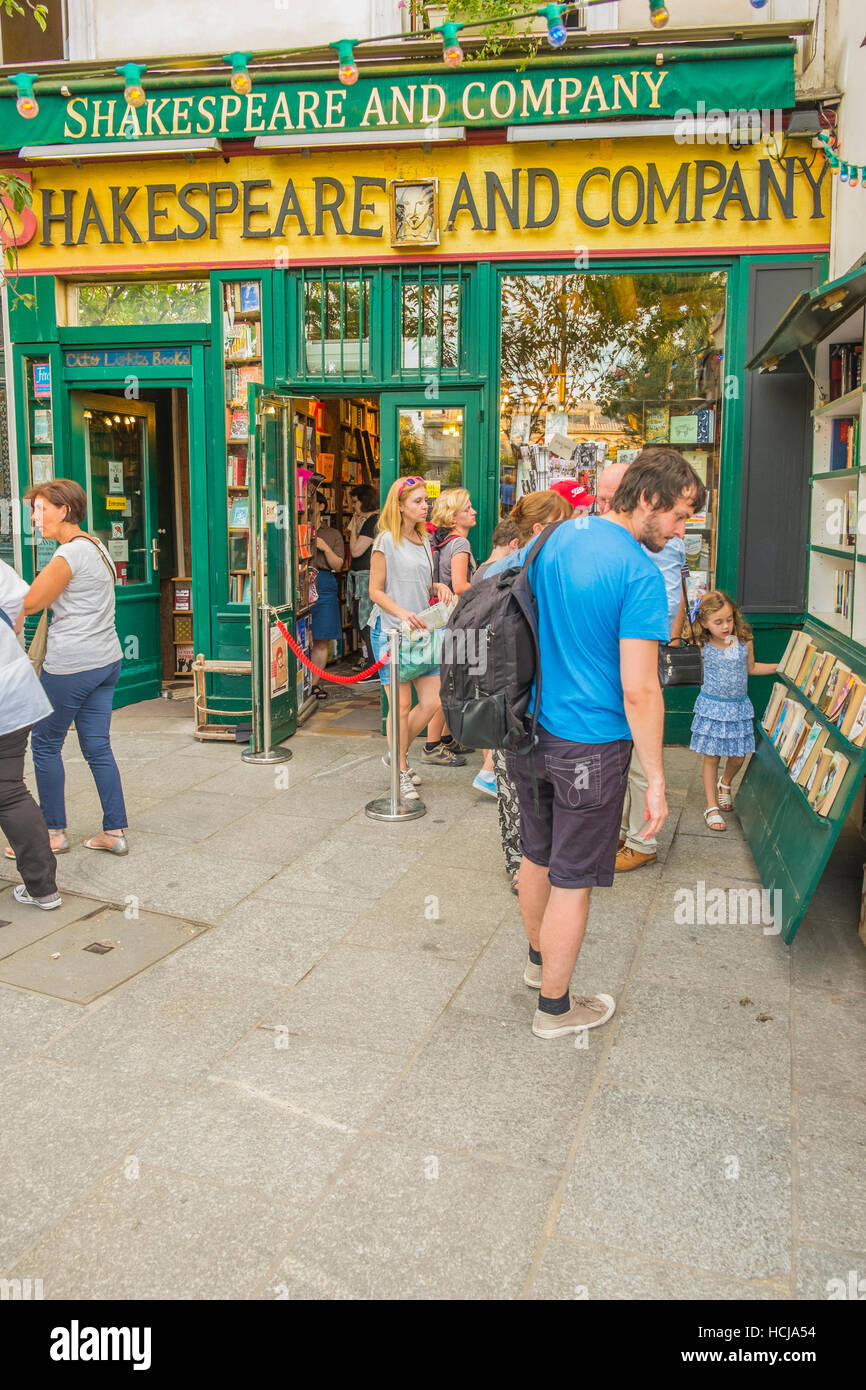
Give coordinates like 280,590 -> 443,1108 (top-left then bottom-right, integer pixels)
507,448 -> 706,1041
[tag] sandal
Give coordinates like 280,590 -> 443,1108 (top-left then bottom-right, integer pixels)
703,806 -> 726,832
5,834 -> 69,858
83,831 -> 129,856
717,778 -> 734,811
312,685 -> 328,701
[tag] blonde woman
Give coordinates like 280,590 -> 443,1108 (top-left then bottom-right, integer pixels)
368,477 -> 452,802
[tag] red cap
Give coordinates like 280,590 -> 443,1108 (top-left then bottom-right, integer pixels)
551,480 -> 596,510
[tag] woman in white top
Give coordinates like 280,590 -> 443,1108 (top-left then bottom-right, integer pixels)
368,476 -> 452,803
0,559 -> 61,908
14,479 -> 128,856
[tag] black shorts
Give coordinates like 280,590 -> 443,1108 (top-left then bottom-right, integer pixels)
508,728 -> 632,889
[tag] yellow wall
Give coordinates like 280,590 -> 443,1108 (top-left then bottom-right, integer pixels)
14,137 -> 830,275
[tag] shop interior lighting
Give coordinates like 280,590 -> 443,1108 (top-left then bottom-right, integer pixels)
19,138 -> 223,159
223,52 -> 253,96
116,63 -> 147,108
435,21 -> 464,68
10,72 -> 39,119
330,39 -> 359,86
253,127 -> 465,151
537,5 -> 568,49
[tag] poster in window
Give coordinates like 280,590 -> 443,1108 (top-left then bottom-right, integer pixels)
645,407 -> 670,443
270,627 -> 289,696
670,414 -> 699,445
108,459 -> 124,494
33,410 -> 52,444
32,362 -> 51,399
240,282 -> 260,312
31,453 -> 53,485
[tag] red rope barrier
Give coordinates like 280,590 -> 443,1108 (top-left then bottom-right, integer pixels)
275,617 -> 387,684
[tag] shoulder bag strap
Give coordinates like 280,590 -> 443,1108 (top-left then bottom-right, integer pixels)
73,533 -> 118,584
677,569 -> 696,646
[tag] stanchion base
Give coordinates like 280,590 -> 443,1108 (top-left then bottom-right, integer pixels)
240,747 -> 293,764
365,795 -> 427,822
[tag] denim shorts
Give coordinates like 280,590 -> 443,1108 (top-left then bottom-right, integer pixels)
508,727 -> 632,889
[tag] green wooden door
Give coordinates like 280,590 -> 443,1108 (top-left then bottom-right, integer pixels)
380,388 -> 485,539
69,392 -> 161,706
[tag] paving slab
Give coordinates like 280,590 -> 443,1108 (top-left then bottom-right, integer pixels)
268,1135 -> 558,1301
372,1008 -> 600,1168
0,1057 -> 183,1270
603,979 -> 791,1119
794,1243 -> 866,1300
130,788 -> 264,843
4,1165 -> 298,1300
796,1092 -> 866,1251
212,1029 -> 406,1129
0,883 -> 117,956
259,835 -> 429,900
555,1087 -> 792,1281
273,943 -> 467,1059
0,986 -> 81,1067
660,833 -> 762,885
175,897 -> 356,988
791,912 -> 866,995
792,988 -> 866,1099
529,1237 -> 790,1301
0,904 -> 205,1004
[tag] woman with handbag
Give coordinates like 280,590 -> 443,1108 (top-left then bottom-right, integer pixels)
11,479 -> 129,857
368,476 -> 452,803
0,559 -> 61,908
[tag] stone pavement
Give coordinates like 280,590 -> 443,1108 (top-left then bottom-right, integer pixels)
1,696 -> 864,1301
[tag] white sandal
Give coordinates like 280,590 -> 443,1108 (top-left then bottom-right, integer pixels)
716,778 -> 734,810
704,806 -> 726,832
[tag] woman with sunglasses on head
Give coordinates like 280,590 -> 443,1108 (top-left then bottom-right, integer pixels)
368,476 -> 452,802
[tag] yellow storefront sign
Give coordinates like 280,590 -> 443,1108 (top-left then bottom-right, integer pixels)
13,138 -> 829,275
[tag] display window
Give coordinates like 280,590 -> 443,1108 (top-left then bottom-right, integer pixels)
499,269 -> 728,604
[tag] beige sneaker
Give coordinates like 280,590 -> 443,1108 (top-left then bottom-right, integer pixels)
523,957 -> 542,989
532,993 -> 616,1039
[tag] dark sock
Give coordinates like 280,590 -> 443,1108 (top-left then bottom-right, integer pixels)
440,734 -> 455,746
528,946 -> 542,966
424,740 -> 441,753
538,989 -> 570,1015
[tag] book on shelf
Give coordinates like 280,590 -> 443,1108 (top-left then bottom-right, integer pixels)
762,682 -> 787,733
808,650 -> 835,705
839,678 -> 866,737
778,704 -> 808,762
778,630 -> 801,674
224,319 -> 259,360
829,673 -> 857,727
799,648 -> 823,694
789,722 -> 821,779
228,534 -> 249,571
829,418 -> 859,472
785,720 -> 813,771
805,748 -> 833,800
229,409 -> 249,441
847,692 -> 866,746
811,751 -> 850,816
227,454 -> 248,488
796,726 -> 829,786
829,342 -> 863,401
229,497 -> 250,528
793,642 -> 817,687
317,453 -> 335,481
820,661 -> 850,714
834,567 -> 852,617
783,631 -> 811,679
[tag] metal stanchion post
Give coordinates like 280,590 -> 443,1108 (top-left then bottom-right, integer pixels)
365,627 -> 426,821
242,604 -> 292,765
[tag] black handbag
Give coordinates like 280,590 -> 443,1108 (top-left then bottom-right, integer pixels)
658,573 -> 703,688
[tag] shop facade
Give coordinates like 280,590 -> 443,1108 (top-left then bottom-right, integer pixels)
0,38 -> 830,738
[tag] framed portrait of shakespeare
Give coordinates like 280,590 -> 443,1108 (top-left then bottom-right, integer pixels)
390,179 -> 439,249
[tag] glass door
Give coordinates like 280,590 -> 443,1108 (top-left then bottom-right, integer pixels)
69,392 -> 159,705
380,389 -> 484,552
247,385 -> 296,747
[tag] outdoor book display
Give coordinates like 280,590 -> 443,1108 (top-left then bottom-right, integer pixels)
741,264 -> 866,942
223,280 -> 262,606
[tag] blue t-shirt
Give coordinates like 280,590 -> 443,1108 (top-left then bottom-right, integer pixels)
527,517 -> 670,744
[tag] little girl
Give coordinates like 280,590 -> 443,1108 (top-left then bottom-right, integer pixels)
690,590 -> 779,831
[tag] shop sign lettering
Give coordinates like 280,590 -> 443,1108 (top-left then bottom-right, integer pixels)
63,348 -> 192,368
37,157 -> 827,251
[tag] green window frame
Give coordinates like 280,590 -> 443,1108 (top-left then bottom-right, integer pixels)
297,268 -> 374,382
394,265 -> 471,381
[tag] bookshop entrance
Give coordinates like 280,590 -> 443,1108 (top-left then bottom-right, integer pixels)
68,387 -> 193,706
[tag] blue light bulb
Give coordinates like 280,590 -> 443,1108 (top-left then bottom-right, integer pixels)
749,0 -> 769,8
547,23 -> 567,48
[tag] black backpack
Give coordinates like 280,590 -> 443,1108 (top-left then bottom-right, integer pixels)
439,520 -> 569,754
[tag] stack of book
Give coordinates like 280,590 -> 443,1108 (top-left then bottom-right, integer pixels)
829,418 -> 860,472
224,320 -> 259,362
829,342 -> 863,400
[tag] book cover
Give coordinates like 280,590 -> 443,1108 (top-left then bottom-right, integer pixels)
778,630 -> 801,674
840,678 -> 866,737
228,534 -> 249,572
229,410 -> 249,441
229,498 -> 250,528
849,693 -> 866,746
827,672 -> 855,723
795,646 -> 818,689
805,650 -> 831,701
820,662 -> 850,713
771,700 -> 792,746
645,407 -> 669,443
240,281 -> 261,312
796,727 -> 829,786
783,632 -> 811,679
670,414 -> 699,445
816,752 -> 850,816
806,749 -> 833,802
790,723 -> 820,780
779,706 -> 807,762
762,682 -> 787,732
784,718 -> 812,769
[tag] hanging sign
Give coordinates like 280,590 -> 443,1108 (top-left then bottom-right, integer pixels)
0,52 -> 797,149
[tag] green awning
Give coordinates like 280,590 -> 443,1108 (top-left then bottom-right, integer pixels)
747,262 -> 866,374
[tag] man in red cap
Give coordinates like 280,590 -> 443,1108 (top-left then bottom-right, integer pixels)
550,480 -> 595,514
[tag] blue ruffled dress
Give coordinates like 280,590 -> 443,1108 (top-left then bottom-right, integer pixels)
690,639 -> 755,757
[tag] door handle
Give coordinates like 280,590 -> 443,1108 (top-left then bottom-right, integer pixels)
130,538 -> 160,570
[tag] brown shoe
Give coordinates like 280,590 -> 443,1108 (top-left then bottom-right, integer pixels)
618,836 -> 626,850
615,845 -> 657,872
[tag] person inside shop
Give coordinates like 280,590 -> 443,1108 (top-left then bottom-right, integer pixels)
11,479 -> 128,857
421,487 -> 480,768
0,556 -> 62,909
346,484 -> 379,673
310,493 -> 346,701
368,476 -> 453,803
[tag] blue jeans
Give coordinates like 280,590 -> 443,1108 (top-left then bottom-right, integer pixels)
32,660 -> 127,832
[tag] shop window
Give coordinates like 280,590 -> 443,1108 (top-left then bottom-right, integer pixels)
398,270 -> 464,374
302,271 -> 371,377
499,270 -> 728,606
68,281 -> 210,327
23,356 -> 56,570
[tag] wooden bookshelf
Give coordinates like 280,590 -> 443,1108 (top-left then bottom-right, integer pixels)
222,279 -> 263,605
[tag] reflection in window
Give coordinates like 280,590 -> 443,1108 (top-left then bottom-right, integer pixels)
401,281 -> 460,370
71,281 -> 210,326
303,274 -> 370,374
499,271 -> 727,603
399,408 -> 464,497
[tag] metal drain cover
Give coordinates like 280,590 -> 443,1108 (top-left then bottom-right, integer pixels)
83,942 -> 114,954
